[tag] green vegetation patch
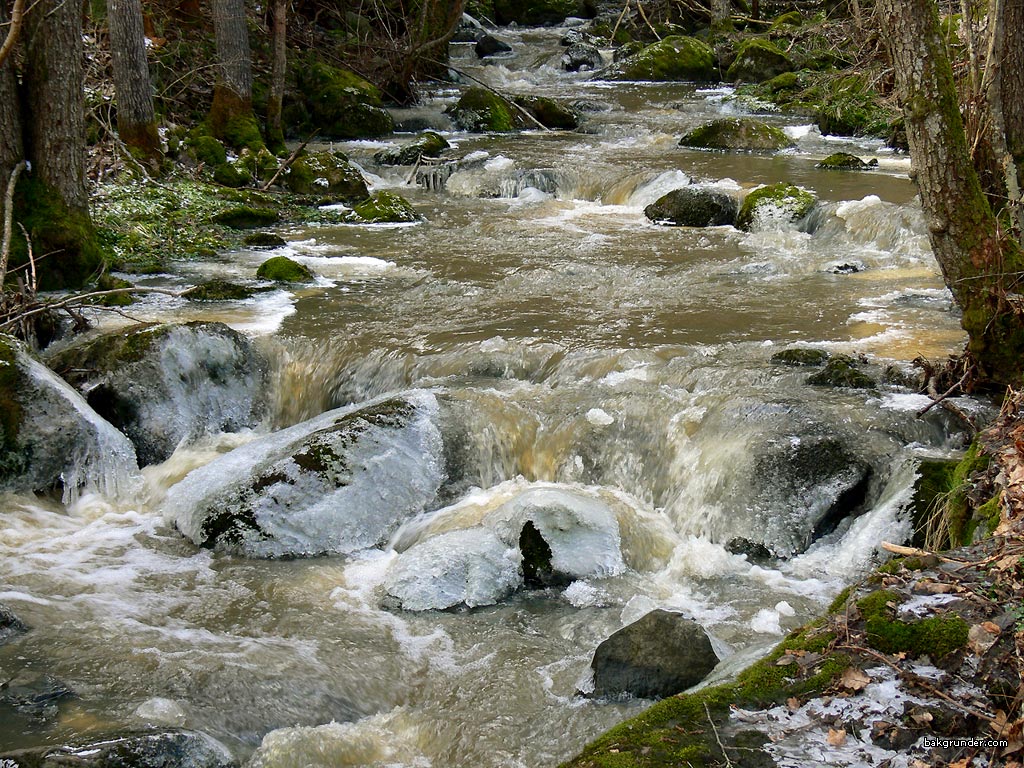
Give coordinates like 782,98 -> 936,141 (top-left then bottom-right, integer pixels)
285,61 -> 394,140
212,206 -> 280,229
856,590 -> 969,658
726,38 -> 794,83
353,192 -> 419,223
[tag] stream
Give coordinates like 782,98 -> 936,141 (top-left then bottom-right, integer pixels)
0,22 -> 979,768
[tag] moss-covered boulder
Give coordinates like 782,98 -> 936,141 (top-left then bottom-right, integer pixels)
212,162 -> 251,188
283,151 -> 369,202
49,322 -> 269,467
590,610 -> 720,699
353,192 -> 419,223
857,590 -> 969,659
284,61 -> 394,140
771,10 -> 802,28
182,279 -> 256,302
185,134 -> 227,167
374,131 -> 450,166
680,118 -> 795,152
605,35 -> 716,82
244,232 -> 287,248
771,347 -> 829,366
806,354 -> 877,389
492,0 -> 590,26
816,152 -> 871,170
512,95 -> 579,129
94,274 -> 136,307
256,256 -> 314,283
736,183 -> 817,231
816,75 -> 890,137
644,187 -> 738,227
212,206 -> 279,230
164,391 -> 445,557
446,87 -> 527,132
0,334 -> 140,500
726,38 -> 794,83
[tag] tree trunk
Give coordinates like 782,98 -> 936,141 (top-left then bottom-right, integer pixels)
878,0 -> 1024,387
16,0 -> 103,289
266,0 -> 287,153
0,0 -> 24,188
108,0 -> 162,167
1003,0 -> 1024,163
208,0 -> 260,147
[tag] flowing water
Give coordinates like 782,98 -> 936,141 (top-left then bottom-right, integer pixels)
0,23 -> 982,768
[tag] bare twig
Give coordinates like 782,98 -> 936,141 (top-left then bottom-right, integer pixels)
0,0 -> 26,68
917,369 -> 971,416
440,62 -> 549,131
703,702 -> 734,768
261,132 -> 316,191
0,287 -> 184,331
0,160 -> 27,286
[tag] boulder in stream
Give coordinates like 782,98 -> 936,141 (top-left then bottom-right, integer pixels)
0,730 -> 237,768
680,118 -> 795,153
284,151 -> 369,201
806,354 -> 878,389
48,322 -> 269,467
604,36 -> 716,82
446,87 -> 528,132
562,43 -> 602,72
0,602 -> 29,645
512,95 -> 580,130
284,60 -> 394,139
589,610 -> 719,699
165,391 -> 445,557
0,334 -> 140,502
817,152 -> 874,170
644,187 -> 738,227
353,191 -> 419,223
475,33 -> 512,58
736,183 -> 817,231
256,256 -> 315,283
373,131 -> 449,166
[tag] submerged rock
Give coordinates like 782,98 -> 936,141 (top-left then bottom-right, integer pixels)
49,322 -> 269,467
726,38 -> 794,83
284,151 -> 369,201
373,131 -> 449,166
680,118 -> 795,152
0,730 -> 237,768
736,183 -> 817,231
770,347 -> 829,367
0,669 -> 75,722
0,602 -> 28,645
183,279 -> 257,302
0,335 -> 140,502
605,36 -> 716,82
446,87 -> 528,132
512,95 -> 579,130
475,33 -> 512,58
165,391 -> 445,557
256,256 -> 314,283
806,354 -> 878,389
353,192 -> 419,223
644,187 -> 738,227
816,152 -> 874,170
590,610 -> 719,699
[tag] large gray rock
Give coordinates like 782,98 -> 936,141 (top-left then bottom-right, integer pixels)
562,43 -> 602,72
0,334 -> 141,503
374,131 -> 450,166
644,187 -> 738,227
590,610 -> 719,698
0,730 -> 237,768
0,602 -> 28,645
0,669 -> 75,722
49,322 -> 269,467
165,391 -> 445,558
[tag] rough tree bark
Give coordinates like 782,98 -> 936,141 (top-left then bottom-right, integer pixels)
878,0 -> 1024,387
208,0 -> 261,147
0,0 -> 24,188
266,0 -> 287,153
108,0 -> 162,167
1003,0 -> 1024,163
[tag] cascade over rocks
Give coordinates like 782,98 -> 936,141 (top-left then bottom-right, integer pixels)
589,610 -> 720,699
644,187 -> 738,227
0,730 -> 237,768
49,323 -> 269,467
0,335 -> 141,502
165,391 -> 445,558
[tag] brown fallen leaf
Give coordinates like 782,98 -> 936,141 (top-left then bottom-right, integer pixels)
786,697 -> 800,712
969,622 -> 1001,655
949,759 -> 971,768
909,709 -> 933,726
776,655 -> 797,666
827,728 -> 847,747
840,667 -> 871,691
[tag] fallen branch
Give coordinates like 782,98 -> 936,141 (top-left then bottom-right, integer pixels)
880,541 -> 969,563
0,286 -> 185,331
0,0 -> 26,69
261,132 -> 317,191
917,369 -> 971,417
441,61 -> 550,131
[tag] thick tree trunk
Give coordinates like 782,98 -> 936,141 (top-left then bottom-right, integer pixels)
108,0 -> 162,166
1003,0 -> 1024,163
0,1 -> 24,187
878,0 -> 1024,387
16,0 -> 103,289
208,0 -> 259,146
266,0 -> 287,153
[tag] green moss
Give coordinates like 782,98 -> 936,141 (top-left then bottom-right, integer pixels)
771,11 -> 802,29
213,206 -> 279,229
244,232 -> 287,248
353,192 -> 419,223
766,71 -> 800,94
213,162 -> 252,188
94,274 -> 136,307
857,590 -> 969,658
285,61 -> 394,140
680,118 -> 794,152
374,132 -> 450,166
284,152 -> 370,201
771,348 -> 829,366
513,96 -> 579,130
182,279 -> 257,301
726,38 -> 794,83
805,354 -> 877,389
221,115 -> 264,152
817,75 -> 890,138
0,336 -> 27,483
736,183 -> 817,230
608,36 -> 716,82
978,496 -> 1002,535
817,152 -> 869,170
186,133 -> 228,166
447,87 -> 524,132
256,255 -> 314,283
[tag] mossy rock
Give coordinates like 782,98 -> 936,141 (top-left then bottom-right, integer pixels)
512,95 -> 579,129
219,115 -> 264,152
244,232 -> 287,248
185,133 -> 228,167
212,162 -> 252,188
806,354 -> 877,389
726,38 -> 794,83
644,187 -> 738,227
771,347 -> 829,366
353,192 -> 418,223
736,183 -> 817,230
0,336 -> 27,483
613,40 -> 645,61
284,61 -> 394,140
817,152 -> 870,170
212,206 -> 280,230
256,256 -> 314,283
766,70 -> 800,94
446,87 -> 527,132
234,147 -> 280,183
492,0 -> 589,25
94,274 -> 135,307
771,10 -> 802,28
680,118 -> 794,152
856,590 -> 969,658
606,35 -> 716,82
284,151 -> 368,202
183,279 -> 256,301
374,131 -> 450,166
